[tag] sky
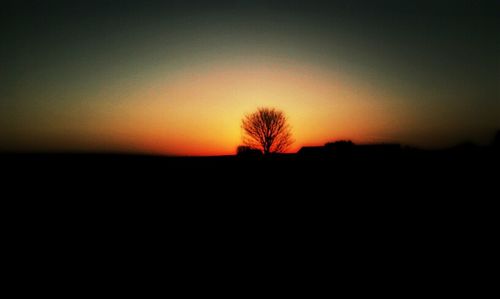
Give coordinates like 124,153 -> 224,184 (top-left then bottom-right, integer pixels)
1,0 -> 498,155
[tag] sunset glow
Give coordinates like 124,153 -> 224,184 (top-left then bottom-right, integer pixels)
1,1 -> 498,155
6,58 -> 416,155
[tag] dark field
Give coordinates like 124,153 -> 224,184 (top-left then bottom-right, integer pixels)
3,146 -> 497,198
3,148 -> 497,236
3,148 -> 497,283
3,146 -> 497,226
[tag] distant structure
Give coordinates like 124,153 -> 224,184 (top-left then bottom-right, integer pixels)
297,146 -> 326,157
298,141 -> 401,158
298,140 -> 355,157
236,145 -> 263,158
325,140 -> 355,155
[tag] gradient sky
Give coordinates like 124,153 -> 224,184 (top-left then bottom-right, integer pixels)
1,0 -> 498,155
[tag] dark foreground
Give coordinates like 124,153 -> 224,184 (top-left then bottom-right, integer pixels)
0,148 -> 500,227
2,150 -> 497,290
2,148 -> 497,200
4,148 -> 498,235
4,149 -> 497,238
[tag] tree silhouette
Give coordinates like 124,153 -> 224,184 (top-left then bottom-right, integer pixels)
241,107 -> 293,155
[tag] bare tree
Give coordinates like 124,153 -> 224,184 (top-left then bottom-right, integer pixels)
241,107 -> 293,155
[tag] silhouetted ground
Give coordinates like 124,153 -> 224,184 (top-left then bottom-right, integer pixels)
2,146 -> 497,200
2,147 -> 497,287
3,148 -> 496,241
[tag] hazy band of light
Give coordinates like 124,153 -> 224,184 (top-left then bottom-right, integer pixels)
1,1 -> 498,154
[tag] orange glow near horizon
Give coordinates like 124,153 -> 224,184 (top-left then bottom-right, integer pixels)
14,58 -> 414,156
68,58 -> 413,156
3,3 -> 497,155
